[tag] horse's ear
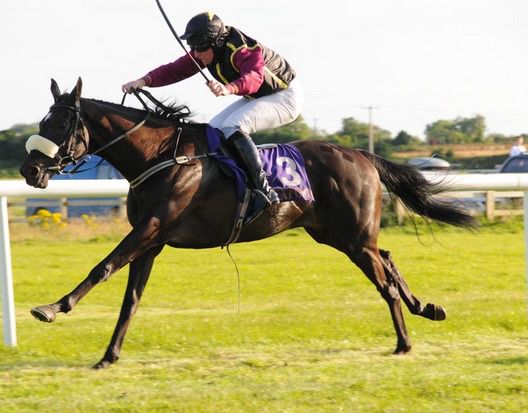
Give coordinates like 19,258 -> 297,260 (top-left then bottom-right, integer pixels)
50,79 -> 61,102
71,77 -> 83,104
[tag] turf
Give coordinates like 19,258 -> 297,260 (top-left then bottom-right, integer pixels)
1,222 -> 527,412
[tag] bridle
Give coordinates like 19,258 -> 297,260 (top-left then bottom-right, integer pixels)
45,101 -> 88,172
40,93 -> 151,175
30,89 -> 199,187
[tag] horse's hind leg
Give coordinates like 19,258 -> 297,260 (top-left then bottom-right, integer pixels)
350,246 -> 413,354
379,249 -> 446,321
93,245 -> 164,369
305,226 -> 412,354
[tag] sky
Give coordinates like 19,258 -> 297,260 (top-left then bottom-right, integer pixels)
1,0 -> 527,139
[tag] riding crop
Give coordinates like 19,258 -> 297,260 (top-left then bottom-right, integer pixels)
154,0 -> 210,82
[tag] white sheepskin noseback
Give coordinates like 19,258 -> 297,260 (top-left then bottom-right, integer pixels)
25,135 -> 60,158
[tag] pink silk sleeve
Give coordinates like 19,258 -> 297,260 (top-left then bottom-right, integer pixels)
228,47 -> 265,95
143,53 -> 204,87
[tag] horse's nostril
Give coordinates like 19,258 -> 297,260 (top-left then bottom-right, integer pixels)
25,166 -> 40,178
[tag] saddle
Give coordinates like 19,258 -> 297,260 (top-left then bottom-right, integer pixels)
204,126 -> 314,240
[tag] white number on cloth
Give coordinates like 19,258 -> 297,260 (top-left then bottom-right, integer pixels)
276,156 -> 302,187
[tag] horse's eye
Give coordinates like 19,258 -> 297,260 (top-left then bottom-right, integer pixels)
59,121 -> 68,128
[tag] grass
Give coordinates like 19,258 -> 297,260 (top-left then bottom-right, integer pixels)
1,220 -> 527,412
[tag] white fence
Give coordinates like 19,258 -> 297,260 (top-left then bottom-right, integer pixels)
1,175 -> 528,347
0,180 -> 129,347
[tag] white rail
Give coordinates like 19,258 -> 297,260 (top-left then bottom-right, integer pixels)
0,179 -> 129,198
1,175 -> 528,347
0,180 -> 129,347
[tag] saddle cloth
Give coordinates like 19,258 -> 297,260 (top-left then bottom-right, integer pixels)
205,126 -> 314,203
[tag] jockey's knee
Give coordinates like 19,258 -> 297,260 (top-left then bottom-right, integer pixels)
220,126 -> 242,139
213,116 -> 255,138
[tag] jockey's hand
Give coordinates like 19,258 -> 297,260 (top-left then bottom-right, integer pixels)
121,79 -> 146,94
207,80 -> 233,97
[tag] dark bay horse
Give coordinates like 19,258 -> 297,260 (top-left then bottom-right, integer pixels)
20,78 -> 475,369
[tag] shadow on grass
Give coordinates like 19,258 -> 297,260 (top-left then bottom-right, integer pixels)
488,356 -> 528,365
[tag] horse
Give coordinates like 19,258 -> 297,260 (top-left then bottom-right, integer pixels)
20,78 -> 476,369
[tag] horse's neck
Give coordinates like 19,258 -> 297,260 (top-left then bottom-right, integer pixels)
81,100 -> 205,181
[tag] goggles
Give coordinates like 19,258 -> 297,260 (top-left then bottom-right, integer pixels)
188,41 -> 211,52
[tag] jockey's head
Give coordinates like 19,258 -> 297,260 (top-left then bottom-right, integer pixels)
180,12 -> 227,51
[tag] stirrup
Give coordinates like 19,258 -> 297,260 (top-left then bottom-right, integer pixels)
243,190 -> 275,225
268,189 -> 280,204
254,189 -> 280,206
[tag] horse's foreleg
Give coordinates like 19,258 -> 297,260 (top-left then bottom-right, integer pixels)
30,217 -> 162,323
93,245 -> 163,369
351,246 -> 412,354
379,249 -> 446,321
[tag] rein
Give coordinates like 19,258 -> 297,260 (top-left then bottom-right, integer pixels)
49,90 -> 274,193
90,90 -> 152,158
52,91 -> 152,175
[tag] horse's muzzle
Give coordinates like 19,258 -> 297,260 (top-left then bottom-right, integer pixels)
20,151 -> 55,188
20,164 -> 48,188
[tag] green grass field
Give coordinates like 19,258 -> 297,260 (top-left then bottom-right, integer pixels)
1,221 -> 527,412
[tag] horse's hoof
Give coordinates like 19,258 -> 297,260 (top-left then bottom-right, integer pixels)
430,304 -> 447,321
423,303 -> 447,321
393,344 -> 412,355
92,360 -> 111,370
434,305 -> 447,321
30,305 -> 56,323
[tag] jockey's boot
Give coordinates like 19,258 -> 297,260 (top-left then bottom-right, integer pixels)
230,131 -> 279,219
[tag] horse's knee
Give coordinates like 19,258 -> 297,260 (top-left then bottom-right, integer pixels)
379,283 -> 400,302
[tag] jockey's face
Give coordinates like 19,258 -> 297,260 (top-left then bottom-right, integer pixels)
194,48 -> 214,65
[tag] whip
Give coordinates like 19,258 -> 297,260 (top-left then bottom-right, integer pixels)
154,0 -> 210,82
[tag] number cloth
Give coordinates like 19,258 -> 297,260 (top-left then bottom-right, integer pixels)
205,126 -> 314,203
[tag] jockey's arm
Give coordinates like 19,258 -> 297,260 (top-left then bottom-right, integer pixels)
227,47 -> 265,95
142,53 -> 203,88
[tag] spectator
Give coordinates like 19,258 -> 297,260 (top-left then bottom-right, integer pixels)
509,136 -> 526,157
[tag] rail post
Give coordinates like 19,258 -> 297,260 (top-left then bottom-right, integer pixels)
524,192 -> 528,315
0,196 -> 16,347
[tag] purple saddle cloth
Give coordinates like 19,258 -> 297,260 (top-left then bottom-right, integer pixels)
205,126 -> 314,203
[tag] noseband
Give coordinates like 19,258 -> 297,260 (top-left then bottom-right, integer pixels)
26,101 -> 89,173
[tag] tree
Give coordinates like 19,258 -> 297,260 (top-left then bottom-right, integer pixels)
456,115 -> 485,142
425,115 -> 486,144
392,130 -> 421,146
0,123 -> 38,170
252,115 -> 314,144
332,117 -> 391,149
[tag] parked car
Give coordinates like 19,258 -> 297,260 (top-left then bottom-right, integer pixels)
26,155 -> 124,217
499,153 -> 528,173
406,157 -> 451,171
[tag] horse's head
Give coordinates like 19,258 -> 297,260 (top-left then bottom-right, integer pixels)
20,78 -> 89,188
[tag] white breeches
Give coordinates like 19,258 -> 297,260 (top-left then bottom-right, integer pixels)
208,78 -> 304,138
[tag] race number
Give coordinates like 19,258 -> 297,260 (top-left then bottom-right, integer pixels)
277,156 -> 302,187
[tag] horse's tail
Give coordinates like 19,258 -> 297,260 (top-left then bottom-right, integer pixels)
361,150 -> 477,228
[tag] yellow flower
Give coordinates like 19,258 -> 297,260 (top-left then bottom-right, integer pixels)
37,209 -> 52,218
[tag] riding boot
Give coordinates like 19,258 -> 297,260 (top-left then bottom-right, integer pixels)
229,131 -> 279,216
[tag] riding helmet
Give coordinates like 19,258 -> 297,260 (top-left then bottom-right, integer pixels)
180,12 -> 226,46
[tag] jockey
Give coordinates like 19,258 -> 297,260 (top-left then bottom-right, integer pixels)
122,11 -> 303,213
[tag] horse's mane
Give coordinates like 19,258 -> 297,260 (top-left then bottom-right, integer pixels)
85,97 -> 194,124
